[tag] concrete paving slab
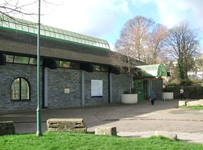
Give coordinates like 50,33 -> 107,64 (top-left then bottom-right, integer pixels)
118,132 -> 203,144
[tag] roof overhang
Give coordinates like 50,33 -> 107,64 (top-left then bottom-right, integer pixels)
0,15 -> 110,50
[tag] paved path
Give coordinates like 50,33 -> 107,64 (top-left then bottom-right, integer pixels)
118,132 -> 203,144
1,99 -> 203,144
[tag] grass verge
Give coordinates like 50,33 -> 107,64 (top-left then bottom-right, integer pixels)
0,132 -> 203,150
179,105 -> 203,110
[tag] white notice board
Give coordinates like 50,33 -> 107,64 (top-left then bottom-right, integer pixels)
91,80 -> 103,98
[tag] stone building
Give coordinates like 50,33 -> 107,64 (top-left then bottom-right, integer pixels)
0,16 -> 167,113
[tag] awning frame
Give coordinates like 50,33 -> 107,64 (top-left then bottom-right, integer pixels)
136,64 -> 168,78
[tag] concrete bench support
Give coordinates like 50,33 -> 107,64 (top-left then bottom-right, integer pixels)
47,118 -> 87,132
0,121 -> 15,135
187,100 -> 203,106
95,127 -> 117,136
154,131 -> 177,140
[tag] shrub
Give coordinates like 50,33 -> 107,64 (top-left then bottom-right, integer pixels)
168,79 -> 180,85
163,88 -> 173,92
200,82 -> 203,88
163,84 -> 203,99
167,82 -> 177,86
180,80 -> 192,86
123,88 -> 137,94
123,90 -> 130,94
192,80 -> 201,84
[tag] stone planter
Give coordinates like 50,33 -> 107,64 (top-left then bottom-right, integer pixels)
121,94 -> 138,104
162,92 -> 174,100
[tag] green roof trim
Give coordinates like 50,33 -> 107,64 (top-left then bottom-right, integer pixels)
136,64 -> 168,78
0,15 -> 110,50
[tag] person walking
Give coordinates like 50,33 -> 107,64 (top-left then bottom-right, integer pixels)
180,87 -> 184,100
149,92 -> 156,105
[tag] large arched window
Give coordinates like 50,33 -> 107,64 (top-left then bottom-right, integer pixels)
11,78 -> 30,100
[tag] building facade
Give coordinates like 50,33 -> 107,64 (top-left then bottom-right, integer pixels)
0,16 -> 166,113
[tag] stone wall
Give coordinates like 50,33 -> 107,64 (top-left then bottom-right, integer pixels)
0,121 -> 15,135
47,70 -> 132,106
152,79 -> 162,99
0,64 -> 136,113
0,63 -> 40,113
112,74 -> 131,103
47,68 -> 81,108
84,71 -> 109,105
47,69 -> 111,107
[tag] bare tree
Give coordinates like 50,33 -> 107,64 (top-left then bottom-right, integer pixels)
110,51 -> 143,93
115,16 -> 154,62
147,24 -> 168,64
0,0 -> 56,20
115,34 -> 136,75
195,54 -> 203,71
166,21 -> 199,80
0,0 -> 38,17
115,16 -> 169,65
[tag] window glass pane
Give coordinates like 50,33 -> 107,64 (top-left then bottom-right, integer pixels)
55,60 -> 59,67
73,37 -> 77,42
22,25 -> 29,32
70,62 -> 80,69
6,55 -> 14,63
3,22 -> 10,28
59,61 -> 70,68
11,78 -> 20,100
29,58 -> 37,65
28,58 -> 43,65
56,33 -> 60,38
21,78 -> 29,99
50,32 -> 55,37
28,27 -> 34,32
101,65 -> 109,72
94,65 -> 101,71
10,23 -> 15,29
41,30 -> 45,35
65,35 -> 69,40
14,56 -> 29,64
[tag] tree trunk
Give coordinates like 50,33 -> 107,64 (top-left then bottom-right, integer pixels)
178,58 -> 185,80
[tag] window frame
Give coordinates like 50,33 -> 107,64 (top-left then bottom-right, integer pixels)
13,56 -> 29,64
93,65 -> 109,72
94,65 -> 101,71
6,54 -> 43,66
70,62 -> 80,69
10,77 -> 31,101
58,60 -> 71,68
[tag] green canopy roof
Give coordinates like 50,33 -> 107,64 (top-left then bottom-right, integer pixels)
0,15 -> 110,50
136,64 -> 168,78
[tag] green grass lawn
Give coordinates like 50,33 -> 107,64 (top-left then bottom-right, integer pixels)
179,105 -> 203,110
0,132 -> 203,150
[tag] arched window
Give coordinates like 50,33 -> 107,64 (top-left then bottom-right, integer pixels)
11,78 -> 30,100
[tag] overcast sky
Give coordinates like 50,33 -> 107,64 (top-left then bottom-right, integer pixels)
11,0 -> 203,50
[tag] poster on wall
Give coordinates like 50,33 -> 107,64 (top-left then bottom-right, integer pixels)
91,80 -> 103,98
